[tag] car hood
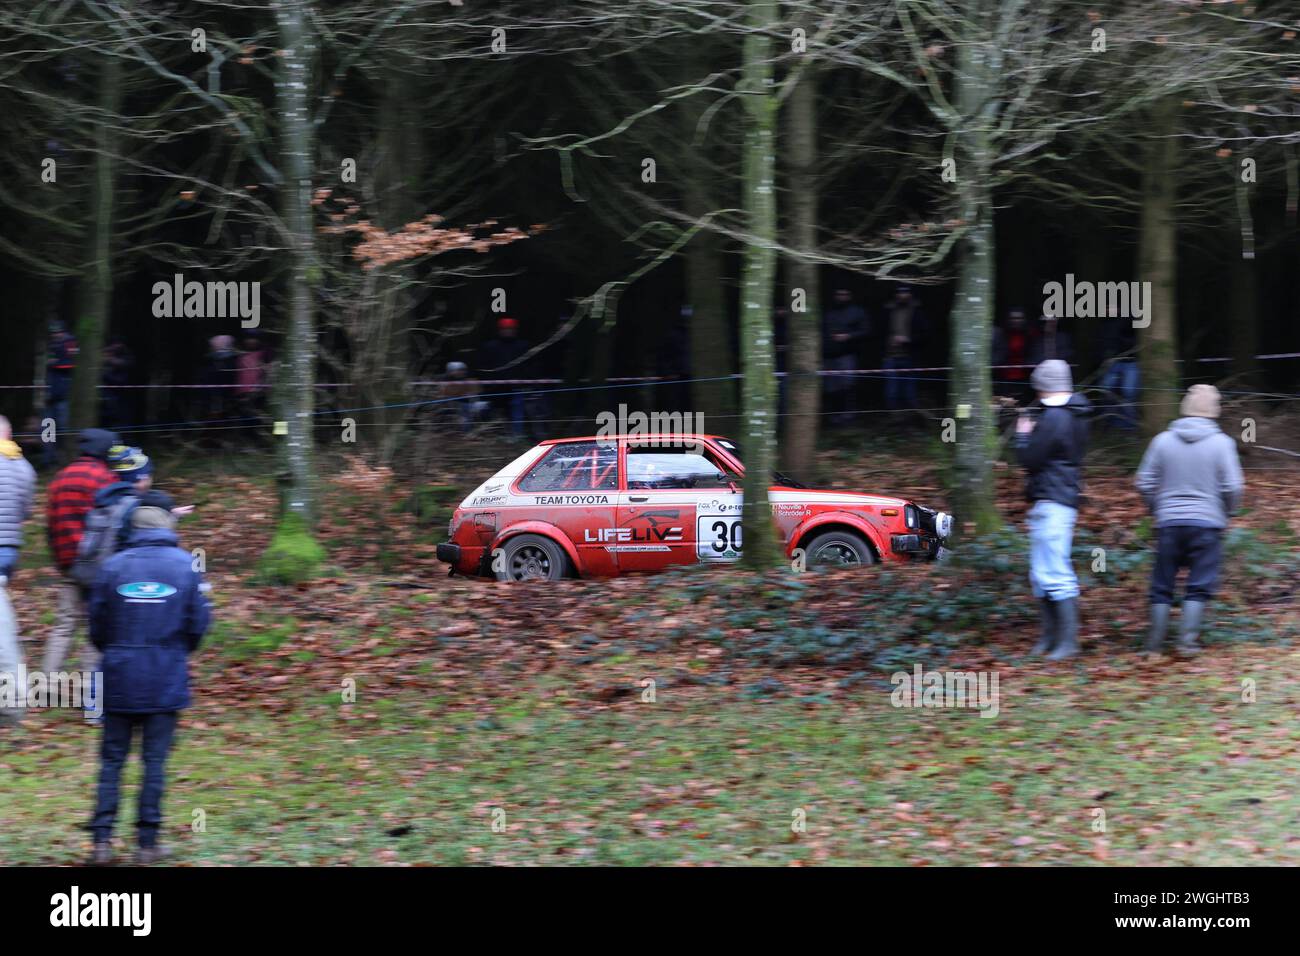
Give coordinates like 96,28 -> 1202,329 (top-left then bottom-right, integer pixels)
771,487 -> 909,509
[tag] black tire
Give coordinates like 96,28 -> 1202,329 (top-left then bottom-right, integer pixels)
804,530 -> 876,569
493,534 -> 570,582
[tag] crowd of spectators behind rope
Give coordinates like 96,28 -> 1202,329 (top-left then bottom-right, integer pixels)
16,284 -> 1233,453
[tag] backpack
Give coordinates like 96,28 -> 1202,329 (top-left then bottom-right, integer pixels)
71,494 -> 139,588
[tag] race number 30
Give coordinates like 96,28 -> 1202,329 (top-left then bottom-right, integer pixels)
697,514 -> 742,561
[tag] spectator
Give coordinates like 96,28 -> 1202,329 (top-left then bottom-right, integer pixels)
441,361 -> 487,432
1032,314 -> 1074,365
235,333 -> 268,399
0,575 -> 23,728
88,490 -> 211,865
44,320 -> 79,467
822,289 -> 869,426
199,335 -> 239,420
0,415 -> 36,729
881,284 -> 926,411
477,317 -> 531,439
1135,384 -> 1244,655
0,415 -> 37,585
1099,311 -> 1139,430
992,307 -> 1034,399
43,428 -> 118,676
100,338 -> 135,430
71,445 -> 156,587
1015,359 -> 1091,660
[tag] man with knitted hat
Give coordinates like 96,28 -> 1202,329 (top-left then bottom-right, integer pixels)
1015,359 -> 1091,660
88,489 -> 210,865
1136,384 -> 1245,654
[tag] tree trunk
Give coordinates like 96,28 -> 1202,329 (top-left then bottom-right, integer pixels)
681,44 -> 736,427
738,0 -> 782,569
70,46 -> 122,439
947,23 -> 1000,538
781,67 -> 821,483
1137,96 -> 1181,438
274,0 -> 317,524
369,60 -> 425,464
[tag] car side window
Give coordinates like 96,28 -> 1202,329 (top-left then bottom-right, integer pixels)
627,447 -> 731,490
518,441 -> 619,491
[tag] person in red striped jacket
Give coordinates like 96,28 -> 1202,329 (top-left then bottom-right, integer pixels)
43,428 -> 118,676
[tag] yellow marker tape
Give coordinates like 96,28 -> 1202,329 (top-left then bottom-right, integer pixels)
273,420 -> 288,436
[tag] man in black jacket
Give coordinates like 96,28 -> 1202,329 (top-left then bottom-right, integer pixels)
1015,359 -> 1090,659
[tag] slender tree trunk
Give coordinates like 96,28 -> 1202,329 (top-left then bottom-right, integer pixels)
947,22 -> 1000,538
274,0 -> 317,522
1137,96 -> 1181,437
681,44 -> 736,426
70,46 -> 121,437
370,60 -> 425,464
738,0 -> 781,568
781,67 -> 821,483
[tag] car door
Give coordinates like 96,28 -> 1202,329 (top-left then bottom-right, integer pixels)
513,439 -> 620,575
616,440 -> 741,571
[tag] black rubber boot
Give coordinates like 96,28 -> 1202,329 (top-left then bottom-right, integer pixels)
1045,597 -> 1080,660
1178,600 -> 1206,655
1031,597 -> 1057,655
88,843 -> 113,866
1144,603 -> 1171,653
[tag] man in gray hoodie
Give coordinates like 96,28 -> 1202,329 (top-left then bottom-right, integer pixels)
1135,384 -> 1244,654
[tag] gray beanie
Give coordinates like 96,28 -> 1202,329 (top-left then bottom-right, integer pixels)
1030,359 -> 1072,393
131,506 -> 176,531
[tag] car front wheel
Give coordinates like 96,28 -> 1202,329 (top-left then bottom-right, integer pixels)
494,534 -> 570,582
804,530 -> 876,569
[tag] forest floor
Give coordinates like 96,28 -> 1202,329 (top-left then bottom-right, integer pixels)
1,419 -> 1297,865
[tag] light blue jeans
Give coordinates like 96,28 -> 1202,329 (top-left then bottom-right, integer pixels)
1026,500 -> 1079,601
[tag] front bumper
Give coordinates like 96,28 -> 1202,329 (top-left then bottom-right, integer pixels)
891,533 -> 943,558
892,507 -> 953,560
436,543 -> 461,565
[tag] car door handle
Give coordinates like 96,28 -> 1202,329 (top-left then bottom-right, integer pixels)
629,496 -> 649,502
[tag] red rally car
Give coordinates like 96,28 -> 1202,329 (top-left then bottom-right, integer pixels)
436,434 -> 952,581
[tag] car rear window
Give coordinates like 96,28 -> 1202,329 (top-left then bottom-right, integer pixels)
518,441 -> 619,491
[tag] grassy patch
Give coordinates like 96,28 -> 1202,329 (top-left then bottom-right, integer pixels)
3,656 -> 1298,865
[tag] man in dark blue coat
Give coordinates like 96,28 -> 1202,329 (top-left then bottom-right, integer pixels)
87,490 -> 211,864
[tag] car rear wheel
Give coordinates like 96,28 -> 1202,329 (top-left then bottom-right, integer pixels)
804,530 -> 876,569
494,534 -> 570,582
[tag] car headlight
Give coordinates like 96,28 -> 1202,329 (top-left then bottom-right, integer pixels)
904,504 -> 918,529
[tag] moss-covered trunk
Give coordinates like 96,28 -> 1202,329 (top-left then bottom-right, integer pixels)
947,21 -> 1001,538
